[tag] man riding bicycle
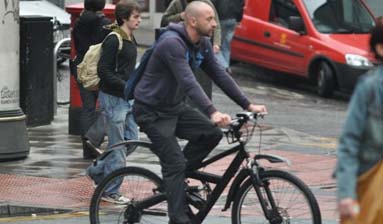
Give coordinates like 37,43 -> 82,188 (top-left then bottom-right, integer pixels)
132,1 -> 267,223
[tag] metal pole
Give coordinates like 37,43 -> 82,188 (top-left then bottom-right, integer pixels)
53,38 -> 71,115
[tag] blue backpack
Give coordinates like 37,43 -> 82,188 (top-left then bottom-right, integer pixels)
124,30 -> 184,100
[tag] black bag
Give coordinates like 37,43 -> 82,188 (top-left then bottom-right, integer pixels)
124,30 -> 186,100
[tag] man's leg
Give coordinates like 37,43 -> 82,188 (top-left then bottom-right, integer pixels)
176,106 -> 223,170
133,103 -> 191,224
79,86 -> 99,158
219,19 -> 237,68
124,100 -> 139,156
98,92 -> 130,195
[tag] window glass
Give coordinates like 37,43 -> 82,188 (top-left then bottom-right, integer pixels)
303,0 -> 375,33
269,0 -> 302,29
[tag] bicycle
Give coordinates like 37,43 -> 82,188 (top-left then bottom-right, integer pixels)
89,112 -> 322,224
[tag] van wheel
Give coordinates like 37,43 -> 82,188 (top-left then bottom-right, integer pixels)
316,62 -> 335,97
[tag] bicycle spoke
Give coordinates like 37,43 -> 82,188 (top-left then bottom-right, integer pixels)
233,170 -> 321,224
90,166 -> 169,224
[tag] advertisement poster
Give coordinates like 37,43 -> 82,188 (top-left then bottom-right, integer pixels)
0,0 -> 20,111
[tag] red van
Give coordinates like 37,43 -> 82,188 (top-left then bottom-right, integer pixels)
231,0 -> 377,97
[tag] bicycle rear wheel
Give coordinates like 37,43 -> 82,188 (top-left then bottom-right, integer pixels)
232,170 -> 321,224
89,166 -> 169,224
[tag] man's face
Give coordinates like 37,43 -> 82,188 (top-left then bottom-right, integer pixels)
126,10 -> 142,30
194,7 -> 217,37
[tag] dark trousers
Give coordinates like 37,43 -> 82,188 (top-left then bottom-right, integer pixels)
133,102 -> 222,224
79,85 -> 106,156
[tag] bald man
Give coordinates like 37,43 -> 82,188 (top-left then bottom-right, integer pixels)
133,2 -> 267,223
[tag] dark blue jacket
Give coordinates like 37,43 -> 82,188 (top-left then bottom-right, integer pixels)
134,23 -> 250,115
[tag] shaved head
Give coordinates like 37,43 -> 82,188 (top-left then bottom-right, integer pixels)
184,1 -> 213,21
183,0 -> 217,42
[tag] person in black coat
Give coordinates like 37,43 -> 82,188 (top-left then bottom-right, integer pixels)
72,0 -> 112,159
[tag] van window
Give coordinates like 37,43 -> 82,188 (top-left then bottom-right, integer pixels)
269,0 -> 303,29
303,0 -> 375,34
365,0 -> 383,17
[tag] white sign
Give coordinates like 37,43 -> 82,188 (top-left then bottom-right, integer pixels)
0,0 -> 19,110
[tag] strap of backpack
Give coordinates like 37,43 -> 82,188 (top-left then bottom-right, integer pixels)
107,31 -> 123,51
103,31 -> 123,72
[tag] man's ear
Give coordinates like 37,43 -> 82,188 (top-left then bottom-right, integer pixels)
375,43 -> 383,58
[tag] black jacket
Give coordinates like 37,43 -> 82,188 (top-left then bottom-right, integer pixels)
73,10 -> 112,62
97,28 -> 137,98
214,0 -> 244,22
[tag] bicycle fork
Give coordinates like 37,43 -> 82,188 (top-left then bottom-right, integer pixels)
248,161 -> 283,224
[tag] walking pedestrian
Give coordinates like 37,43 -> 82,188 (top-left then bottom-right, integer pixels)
133,2 -> 267,223
72,0 -> 112,159
86,0 -> 141,204
215,0 -> 244,73
335,23 -> 383,224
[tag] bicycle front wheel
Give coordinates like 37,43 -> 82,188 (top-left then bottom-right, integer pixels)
232,170 -> 321,224
89,166 -> 169,224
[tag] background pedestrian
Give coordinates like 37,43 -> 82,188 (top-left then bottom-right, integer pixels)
335,23 -> 383,224
72,0 -> 112,159
215,0 -> 244,74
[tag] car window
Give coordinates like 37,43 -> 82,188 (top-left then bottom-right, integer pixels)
269,0 -> 303,30
303,0 -> 375,33
365,0 -> 383,17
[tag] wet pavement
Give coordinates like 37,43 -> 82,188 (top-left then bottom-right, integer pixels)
0,104 -> 338,223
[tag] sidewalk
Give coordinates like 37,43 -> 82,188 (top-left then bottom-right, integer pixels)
0,105 -> 338,222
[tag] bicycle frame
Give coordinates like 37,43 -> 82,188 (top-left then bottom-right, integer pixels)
129,138 -> 288,223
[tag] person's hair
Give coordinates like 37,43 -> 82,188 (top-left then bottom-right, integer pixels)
369,24 -> 383,60
377,16 -> 383,25
115,0 -> 141,26
84,0 -> 106,11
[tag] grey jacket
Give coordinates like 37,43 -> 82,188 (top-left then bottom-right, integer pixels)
160,0 -> 221,47
335,66 -> 383,200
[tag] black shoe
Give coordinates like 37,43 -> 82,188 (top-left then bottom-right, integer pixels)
83,140 -> 101,159
85,140 -> 103,155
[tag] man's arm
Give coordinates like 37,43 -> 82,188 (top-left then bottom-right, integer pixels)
200,39 -> 267,113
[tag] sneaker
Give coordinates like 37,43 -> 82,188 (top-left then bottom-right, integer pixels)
101,193 -> 130,204
85,168 -> 98,188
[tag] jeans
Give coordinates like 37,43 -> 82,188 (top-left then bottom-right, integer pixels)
92,91 -> 138,194
216,19 -> 237,68
133,102 -> 223,224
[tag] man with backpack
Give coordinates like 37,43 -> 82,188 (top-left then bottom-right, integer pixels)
86,0 -> 141,204
72,0 -> 112,159
133,2 -> 267,223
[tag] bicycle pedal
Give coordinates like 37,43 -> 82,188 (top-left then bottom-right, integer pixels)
187,192 -> 206,210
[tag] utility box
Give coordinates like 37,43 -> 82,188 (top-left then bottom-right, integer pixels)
19,16 -> 54,126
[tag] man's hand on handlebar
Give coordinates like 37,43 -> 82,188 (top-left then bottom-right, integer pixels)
247,103 -> 267,115
211,111 -> 231,127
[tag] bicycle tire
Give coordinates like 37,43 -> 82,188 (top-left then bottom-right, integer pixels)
232,170 -> 321,224
89,166 -> 169,224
